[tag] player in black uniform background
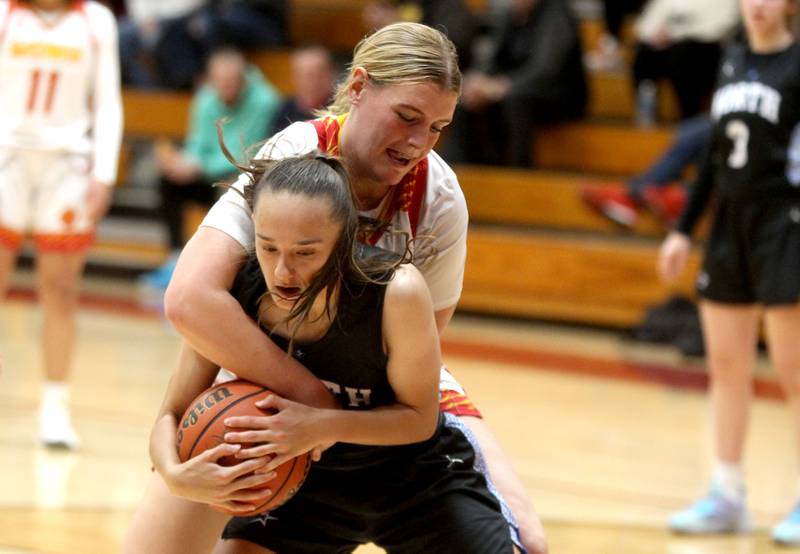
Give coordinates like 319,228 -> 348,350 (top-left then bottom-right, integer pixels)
658,0 -> 800,542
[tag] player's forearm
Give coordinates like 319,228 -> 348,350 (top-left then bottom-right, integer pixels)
321,403 -> 438,446
149,413 -> 182,478
166,284 -> 336,409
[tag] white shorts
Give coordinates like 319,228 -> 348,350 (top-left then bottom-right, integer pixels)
0,147 -> 94,252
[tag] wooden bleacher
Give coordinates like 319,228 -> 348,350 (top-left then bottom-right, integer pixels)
456,166 -> 665,236
104,4 -> 696,328
461,227 -> 699,327
454,165 -> 703,327
121,89 -> 190,140
534,122 -> 673,176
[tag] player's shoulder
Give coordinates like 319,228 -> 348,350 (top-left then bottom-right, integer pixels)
257,120 -> 319,160
82,1 -> 116,29
384,263 -> 431,309
425,149 -> 459,185
421,149 -> 467,221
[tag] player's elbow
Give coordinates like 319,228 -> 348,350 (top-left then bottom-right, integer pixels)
163,276 -> 200,332
415,409 -> 440,442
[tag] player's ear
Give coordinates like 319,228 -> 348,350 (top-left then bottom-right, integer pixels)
349,67 -> 369,104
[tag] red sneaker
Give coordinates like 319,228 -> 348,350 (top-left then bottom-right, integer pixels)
580,185 -> 640,228
642,183 -> 686,227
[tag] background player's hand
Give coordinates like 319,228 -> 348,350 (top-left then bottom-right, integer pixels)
164,442 -> 276,513
657,231 -> 691,283
225,394 -> 328,470
86,179 -> 113,223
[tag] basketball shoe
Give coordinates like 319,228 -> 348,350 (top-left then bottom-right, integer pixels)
772,502 -> 800,545
642,183 -> 686,227
669,486 -> 751,534
39,385 -> 80,449
579,184 -> 639,228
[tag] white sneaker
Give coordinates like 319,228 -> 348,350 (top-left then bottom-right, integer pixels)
669,487 -> 751,534
772,501 -> 800,545
39,394 -> 80,449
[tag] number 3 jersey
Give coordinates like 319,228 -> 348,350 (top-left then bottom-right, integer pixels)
677,39 -> 800,235
0,0 -> 122,184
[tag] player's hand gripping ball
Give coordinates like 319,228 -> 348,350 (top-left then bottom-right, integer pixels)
177,379 -> 311,515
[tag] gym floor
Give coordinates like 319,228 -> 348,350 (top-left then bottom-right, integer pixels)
0,272 -> 798,554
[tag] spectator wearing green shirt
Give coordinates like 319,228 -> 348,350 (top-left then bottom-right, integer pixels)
140,47 -> 280,290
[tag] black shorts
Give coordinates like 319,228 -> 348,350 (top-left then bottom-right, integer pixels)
222,414 -> 518,554
698,196 -> 800,305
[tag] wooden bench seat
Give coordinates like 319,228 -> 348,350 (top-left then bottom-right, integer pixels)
534,121 -> 674,176
122,89 -> 191,140
589,72 -> 681,122
461,227 -> 699,327
455,165 -> 667,236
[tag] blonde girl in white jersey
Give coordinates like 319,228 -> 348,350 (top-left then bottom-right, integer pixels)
0,0 -> 122,448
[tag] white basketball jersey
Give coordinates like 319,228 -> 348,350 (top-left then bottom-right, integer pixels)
0,1 -> 122,183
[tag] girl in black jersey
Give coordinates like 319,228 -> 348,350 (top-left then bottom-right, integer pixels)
658,0 -> 800,543
135,154 -> 520,554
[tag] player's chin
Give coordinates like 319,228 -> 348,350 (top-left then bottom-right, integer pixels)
377,160 -> 414,186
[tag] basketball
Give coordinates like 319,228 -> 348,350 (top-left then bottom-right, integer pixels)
176,379 -> 311,516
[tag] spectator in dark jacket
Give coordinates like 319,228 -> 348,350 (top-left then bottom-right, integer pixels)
442,0 -> 587,167
363,0 -> 476,69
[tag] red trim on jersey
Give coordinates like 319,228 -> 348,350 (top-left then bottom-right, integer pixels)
14,0 -> 86,29
0,0 -> 16,42
310,115 -> 428,244
34,231 -> 94,252
0,227 -> 24,251
439,389 -> 483,418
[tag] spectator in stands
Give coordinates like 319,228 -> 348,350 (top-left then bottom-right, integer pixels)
118,0 -> 209,90
585,0 -> 646,71
0,0 -> 122,449
362,0 -> 476,68
441,0 -> 587,167
202,0 -> 289,51
138,47 -> 280,290
631,0 -> 740,121
580,113 -> 712,228
269,45 -> 337,135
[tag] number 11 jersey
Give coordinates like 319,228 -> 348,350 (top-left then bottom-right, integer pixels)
0,0 -> 121,184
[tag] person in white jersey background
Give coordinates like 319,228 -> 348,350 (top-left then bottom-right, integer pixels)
125,22 -> 546,554
0,0 -> 123,448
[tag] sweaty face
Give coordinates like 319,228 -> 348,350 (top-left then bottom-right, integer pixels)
253,191 -> 341,311
344,79 -> 458,187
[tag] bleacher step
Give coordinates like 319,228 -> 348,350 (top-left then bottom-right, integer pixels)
461,227 -> 699,327
455,165 -> 667,236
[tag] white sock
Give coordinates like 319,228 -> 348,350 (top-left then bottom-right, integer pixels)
42,381 -> 70,406
712,461 -> 745,502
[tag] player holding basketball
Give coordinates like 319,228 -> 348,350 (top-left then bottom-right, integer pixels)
136,154 -> 522,553
658,0 -> 800,543
0,0 -> 122,448
125,22 -> 546,554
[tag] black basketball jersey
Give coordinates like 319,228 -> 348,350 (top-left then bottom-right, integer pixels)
230,256 -> 395,412
678,39 -> 800,234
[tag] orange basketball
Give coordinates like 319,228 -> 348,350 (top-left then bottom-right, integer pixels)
176,379 -> 311,516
